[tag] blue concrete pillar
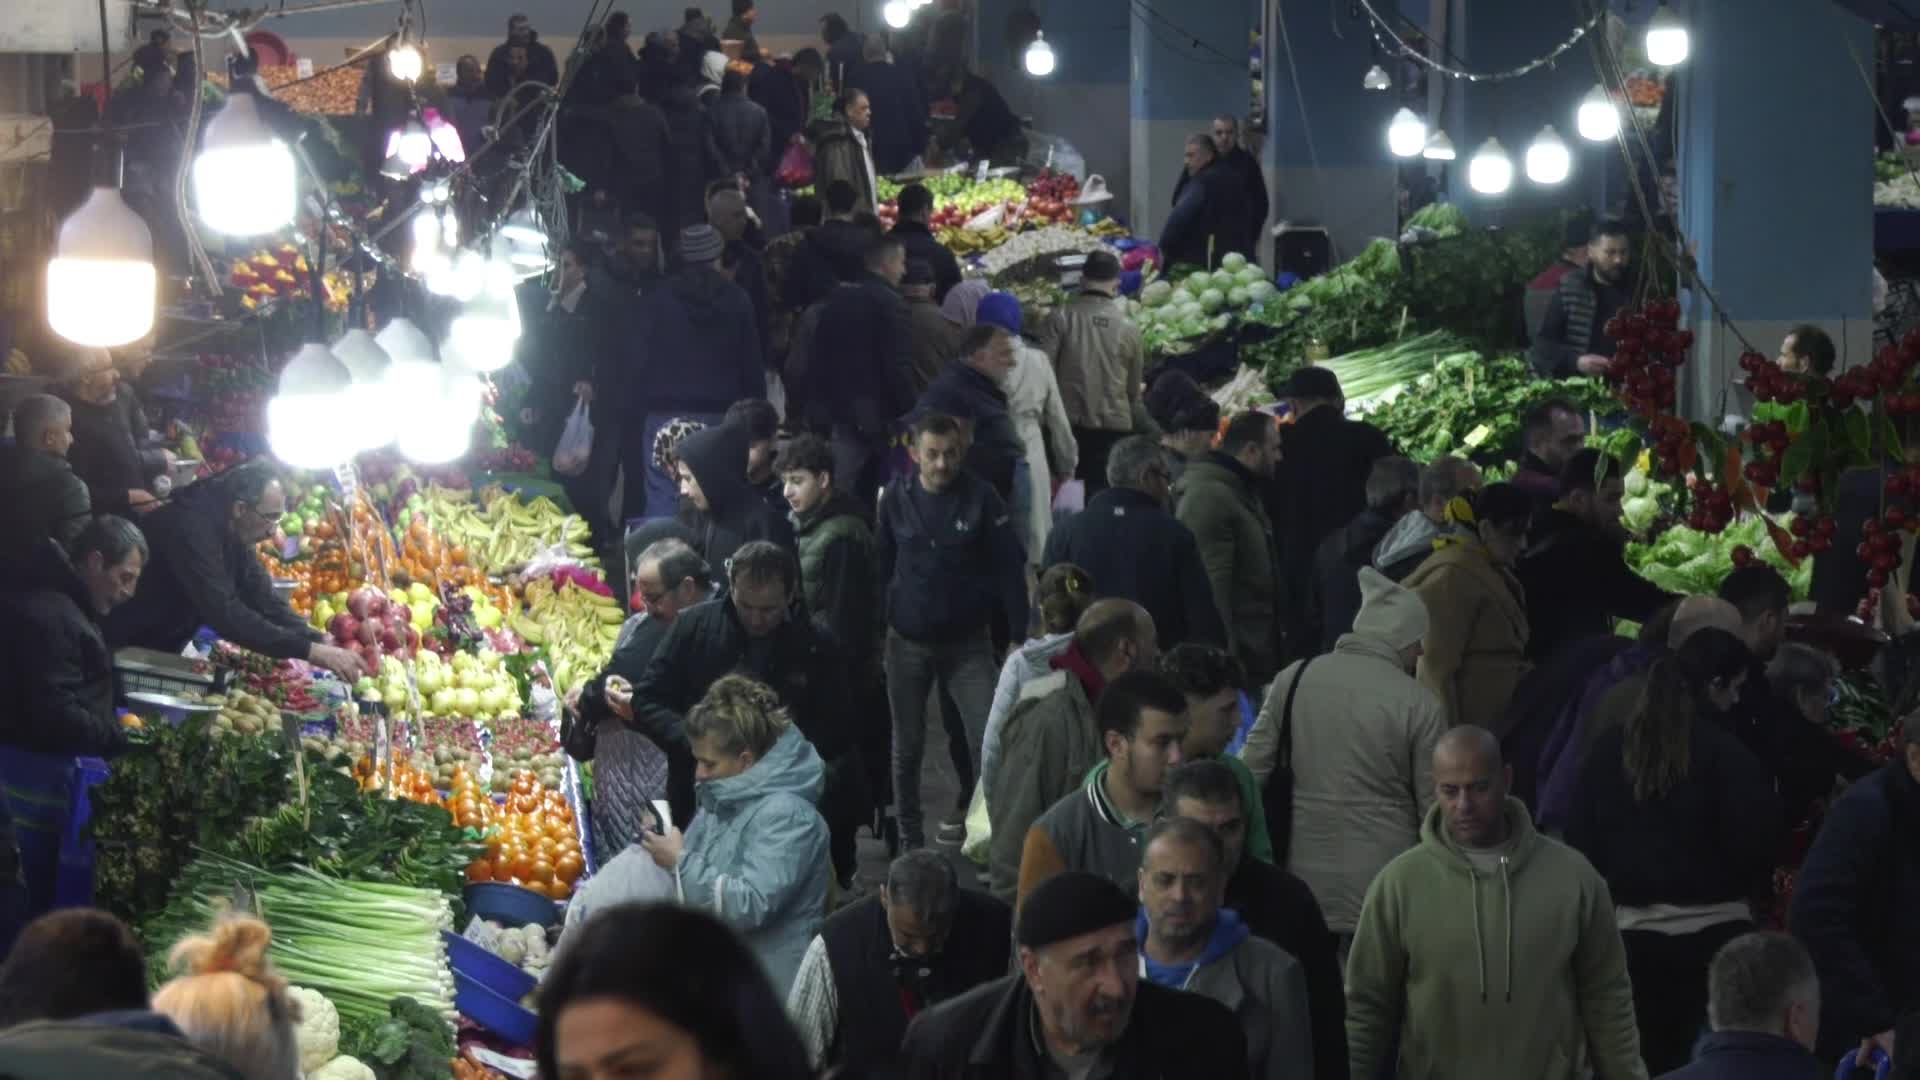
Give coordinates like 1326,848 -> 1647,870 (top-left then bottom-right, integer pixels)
1675,0 -> 1873,420
1127,1 -> 1254,241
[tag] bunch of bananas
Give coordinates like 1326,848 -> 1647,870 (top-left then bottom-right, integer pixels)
1084,218 -> 1130,240
512,577 -> 625,694
939,226 -> 1011,255
420,488 -> 598,575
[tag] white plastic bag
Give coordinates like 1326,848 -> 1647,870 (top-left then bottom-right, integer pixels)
1052,479 -> 1085,514
552,397 -> 594,477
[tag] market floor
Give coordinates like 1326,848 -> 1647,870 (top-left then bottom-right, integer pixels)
851,713 -> 983,893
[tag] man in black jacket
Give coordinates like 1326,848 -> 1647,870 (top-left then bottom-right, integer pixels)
807,233 -> 916,501
0,394 -> 90,555
1511,397 -> 1588,515
1043,435 -> 1225,650
1517,448 -> 1675,663
1165,760 -> 1346,1080
60,349 -> 163,519
914,323 -> 1025,502
1171,115 -> 1268,262
898,870 -> 1250,1079
605,80 -> 672,228
788,850 -> 1012,1073
889,183 -> 962,303
674,421 -> 795,573
1313,455 -> 1417,653
1159,134 -> 1254,269
485,14 -> 559,98
1531,218 -> 1633,380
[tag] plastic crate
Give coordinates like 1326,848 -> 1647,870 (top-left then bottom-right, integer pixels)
452,970 -> 538,1045
114,648 -> 227,698
442,929 -> 538,1001
0,749 -> 111,915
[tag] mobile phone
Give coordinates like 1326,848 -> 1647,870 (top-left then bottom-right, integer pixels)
650,799 -> 672,834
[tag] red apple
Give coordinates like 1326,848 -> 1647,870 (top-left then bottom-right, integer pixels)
327,613 -> 361,644
355,621 -> 379,647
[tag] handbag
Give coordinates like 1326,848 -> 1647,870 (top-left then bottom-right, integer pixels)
561,684 -> 600,762
1261,656 -> 1314,865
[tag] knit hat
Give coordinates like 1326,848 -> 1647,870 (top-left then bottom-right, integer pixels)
941,279 -> 991,326
1352,566 -> 1430,651
1016,872 -> 1136,950
975,292 -> 1023,336
678,224 -> 725,265
902,258 -> 935,287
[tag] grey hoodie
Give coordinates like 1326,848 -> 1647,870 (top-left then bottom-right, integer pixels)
1372,511 -> 1444,580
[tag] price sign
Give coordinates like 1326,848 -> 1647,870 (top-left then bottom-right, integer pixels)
296,58 -> 314,78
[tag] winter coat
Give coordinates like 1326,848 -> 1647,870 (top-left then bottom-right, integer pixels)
805,274 -> 916,435
1531,265 -> 1632,379
1177,453 -> 1282,684
1224,856 -> 1348,1080
1652,1031 -> 1823,1080
1346,798 -> 1647,1080
749,61 -> 806,152
1517,508 -> 1675,663
1403,541 -> 1532,732
1032,290 -> 1146,433
1242,633 -> 1444,932
709,92 -> 773,178
0,540 -> 129,759
890,221 -> 963,303
986,667 -> 1100,901
515,285 -> 611,454
1312,507 -> 1400,654
1135,909 -> 1312,1080
1159,159 -> 1254,269
979,632 -> 1072,797
634,267 -> 763,417
0,1018 -> 244,1080
792,490 -> 879,667
914,361 -> 1025,500
1787,762 -> 1920,1061
1004,338 -> 1077,561
1502,633 -> 1635,811
105,484 -> 319,660
0,446 -> 91,555
1043,487 -> 1225,650
1017,762 -> 1149,905
1270,406 -> 1395,651
63,392 -> 158,517
899,972 -> 1249,1080
845,61 -> 928,174
678,723 -> 830,995
1372,510 -> 1445,582
906,295 -> 962,395
659,85 -> 724,236
810,116 -> 877,212
604,95 -> 671,225
1172,144 -> 1269,256
674,422 -> 796,572
485,34 -> 559,98
875,470 -> 1028,647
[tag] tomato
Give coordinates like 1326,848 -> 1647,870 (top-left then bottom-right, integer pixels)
466,860 -> 492,883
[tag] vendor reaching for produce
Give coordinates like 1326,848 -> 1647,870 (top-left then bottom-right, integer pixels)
1159,134 -> 1255,271
1530,218 -> 1633,380
106,462 -> 367,681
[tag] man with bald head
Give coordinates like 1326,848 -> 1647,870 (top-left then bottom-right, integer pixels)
1347,726 -> 1645,1080
987,598 -> 1159,901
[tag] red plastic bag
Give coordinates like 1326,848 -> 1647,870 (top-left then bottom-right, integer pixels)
776,141 -> 815,188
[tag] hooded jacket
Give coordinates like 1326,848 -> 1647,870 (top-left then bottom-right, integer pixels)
635,267 -> 763,417
0,1017 -> 244,1080
1403,540 -> 1532,733
1346,798 -> 1645,1080
1313,506 -> 1400,653
986,664 -> 1100,901
0,445 -> 91,554
1033,290 -> 1146,433
1242,633 -> 1443,932
979,632 -> 1073,799
1046,487 -> 1226,652
1373,510 -> 1446,581
1518,507 -> 1675,663
807,272 -> 917,435
1177,452 -> 1282,683
0,539 -> 128,759
1136,908 -> 1313,1080
675,419 -> 795,573
792,489 -> 879,666
678,723 -> 830,995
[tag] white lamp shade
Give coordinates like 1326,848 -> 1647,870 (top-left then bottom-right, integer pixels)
1362,64 -> 1392,91
374,317 -> 434,365
333,329 -> 397,451
1577,85 -> 1621,142
445,266 -> 521,373
1387,108 -> 1427,159
427,248 -> 486,301
389,43 -> 423,82
1421,130 -> 1457,161
46,187 -> 156,347
194,94 -> 296,235
882,0 -> 911,29
396,367 -> 480,464
1024,34 -> 1056,77
1646,4 -> 1689,67
1467,138 -> 1513,195
386,121 -> 433,174
269,343 -> 355,469
500,207 -> 544,246
1524,126 -> 1571,185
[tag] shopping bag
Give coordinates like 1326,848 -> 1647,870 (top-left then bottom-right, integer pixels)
552,397 -> 594,477
1052,479 -> 1085,515
776,141 -> 815,188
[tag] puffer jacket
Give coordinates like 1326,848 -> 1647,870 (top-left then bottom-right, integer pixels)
0,445 -> 91,555
1240,632 -> 1443,933
1403,540 -> 1531,732
1373,510 -> 1445,581
678,724 -> 830,995
809,115 -> 876,212
985,667 -> 1099,901
1033,290 -> 1145,433
0,539 -> 129,759
0,1017 -> 244,1079
1177,453 -> 1282,684
792,489 -> 878,665
675,422 -> 796,572
634,267 -> 763,417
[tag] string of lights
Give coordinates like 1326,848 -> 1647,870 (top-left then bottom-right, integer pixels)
1356,0 -> 1606,84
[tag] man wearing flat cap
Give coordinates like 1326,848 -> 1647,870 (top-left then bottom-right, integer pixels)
898,870 -> 1250,1079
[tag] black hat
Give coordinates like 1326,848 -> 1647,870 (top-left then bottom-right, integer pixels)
902,258 -> 935,287
1278,365 -> 1342,400
1015,872 -> 1136,950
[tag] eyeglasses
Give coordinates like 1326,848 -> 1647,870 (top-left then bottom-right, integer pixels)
247,503 -> 284,524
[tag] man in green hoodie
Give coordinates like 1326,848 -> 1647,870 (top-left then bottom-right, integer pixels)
1346,725 -> 1646,1080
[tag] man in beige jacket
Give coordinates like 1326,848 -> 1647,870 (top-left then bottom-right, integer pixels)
1033,249 -> 1144,500
1240,567 -> 1445,941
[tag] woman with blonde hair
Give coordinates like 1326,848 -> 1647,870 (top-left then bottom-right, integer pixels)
152,914 -> 302,1080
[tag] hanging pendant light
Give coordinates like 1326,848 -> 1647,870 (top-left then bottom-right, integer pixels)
331,328 -> 397,451
1467,138 -> 1513,195
194,91 -> 296,236
374,317 -> 434,365
1576,84 -> 1621,142
383,119 -> 433,179
1362,65 -> 1392,91
1386,108 -> 1427,159
396,364 -> 481,464
1421,130 -> 1457,161
1524,125 -> 1572,185
1645,2 -> 1689,68
388,41 -> 424,82
46,168 -> 157,348
268,343 -> 355,469
445,263 -> 521,373
882,0 -> 912,29
1025,32 -> 1056,77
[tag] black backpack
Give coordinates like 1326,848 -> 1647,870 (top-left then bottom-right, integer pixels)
1260,657 -> 1313,865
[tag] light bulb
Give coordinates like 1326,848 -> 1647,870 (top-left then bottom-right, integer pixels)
882,0 -> 911,29
1524,126 -> 1571,185
332,329 -> 397,451
428,247 -> 486,301
1362,64 -> 1392,91
440,212 -> 460,249
46,186 -> 156,347
374,317 -> 434,365
1387,107 -> 1427,159
268,343 -> 354,469
388,42 -> 423,82
397,367 -> 480,464
194,93 -> 296,235
445,265 -> 521,373
386,120 -> 432,174
1025,33 -> 1056,77
1467,138 -> 1513,195
410,211 -> 444,274
1646,2 -> 1688,68
500,206 -> 544,246
1421,130 -> 1457,161
1576,84 -> 1620,142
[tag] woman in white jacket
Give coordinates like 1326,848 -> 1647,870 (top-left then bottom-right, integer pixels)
972,291 -> 1078,563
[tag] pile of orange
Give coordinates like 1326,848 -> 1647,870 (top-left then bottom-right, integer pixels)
457,768 -> 586,900
353,753 -> 446,808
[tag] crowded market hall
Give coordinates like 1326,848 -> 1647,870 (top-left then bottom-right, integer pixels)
0,0 -> 1918,1076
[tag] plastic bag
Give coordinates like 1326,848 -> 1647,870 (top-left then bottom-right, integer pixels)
776,141 -> 815,188
552,397 -> 594,477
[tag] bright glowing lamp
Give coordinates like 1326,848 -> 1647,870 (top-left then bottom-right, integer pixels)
388,42 -> 423,82
268,343 -> 354,469
194,92 -> 296,235
46,186 -> 156,347
1362,64 -> 1391,91
1577,84 -> 1620,142
397,366 -> 480,464
409,211 -> 445,275
428,248 -> 486,301
1387,108 -> 1427,159
1524,126 -> 1571,185
374,317 -> 434,365
332,328 -> 397,450
445,265 -> 521,373
882,0 -> 911,29
385,120 -> 432,176
1025,33 -> 1056,77
1646,2 -> 1689,68
1467,138 -> 1513,195
1421,130 -> 1457,161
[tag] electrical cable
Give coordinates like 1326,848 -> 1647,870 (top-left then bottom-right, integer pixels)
1358,0 -> 1604,84
1271,0 -> 1333,259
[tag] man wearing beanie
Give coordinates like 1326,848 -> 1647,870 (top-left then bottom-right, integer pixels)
628,223 -> 762,520
898,870 -> 1250,1078
978,291 -> 1078,564
1034,249 -> 1145,500
1242,566 -> 1445,944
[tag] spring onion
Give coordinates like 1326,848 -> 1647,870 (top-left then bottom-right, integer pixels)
1319,331 -> 1475,405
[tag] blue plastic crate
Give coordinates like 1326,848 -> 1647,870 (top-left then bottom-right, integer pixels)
464,882 -> 561,929
452,969 -> 538,1045
441,929 -> 537,1002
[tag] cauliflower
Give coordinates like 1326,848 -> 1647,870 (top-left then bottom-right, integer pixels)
306,1055 -> 376,1080
289,987 -> 340,1075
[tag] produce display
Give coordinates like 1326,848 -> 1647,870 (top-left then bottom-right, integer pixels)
1626,517 -> 1814,600
458,768 -> 587,900
1360,351 -> 1619,464
1132,253 -> 1278,355
207,63 -> 369,116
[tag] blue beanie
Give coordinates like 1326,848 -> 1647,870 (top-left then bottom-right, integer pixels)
975,292 -> 1023,336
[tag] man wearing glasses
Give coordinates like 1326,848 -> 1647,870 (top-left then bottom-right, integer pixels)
106,461 -> 366,680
